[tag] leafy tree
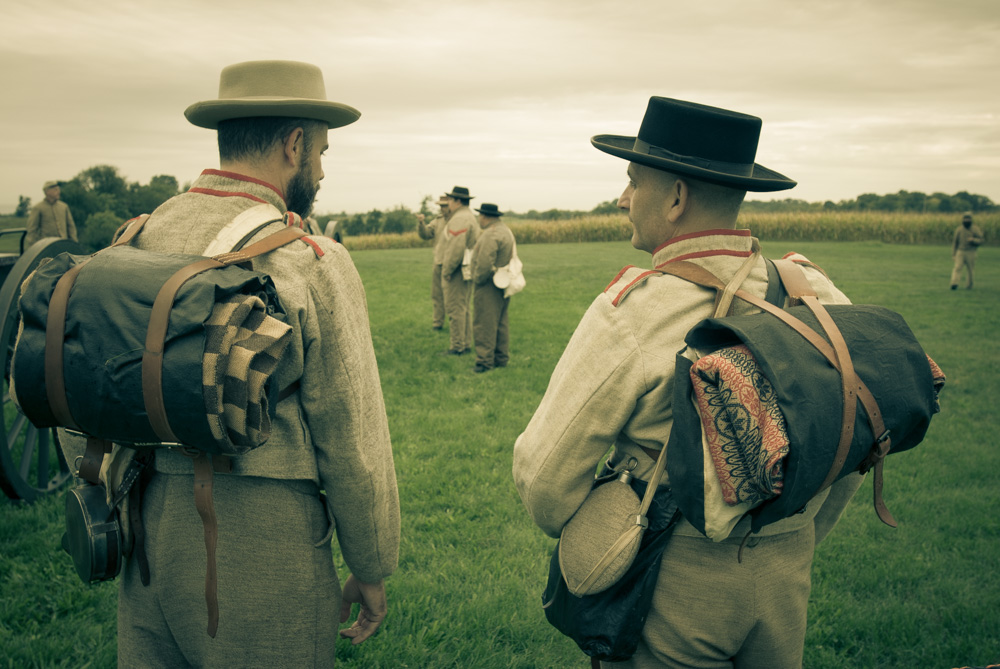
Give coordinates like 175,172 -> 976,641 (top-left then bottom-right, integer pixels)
14,195 -> 31,217
381,205 -> 416,234
591,199 -> 620,215
341,213 -> 367,236
79,210 -> 124,253
365,209 -> 383,232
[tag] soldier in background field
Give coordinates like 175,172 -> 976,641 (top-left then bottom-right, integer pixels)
470,203 -> 515,373
24,180 -> 78,248
950,211 -> 985,290
439,186 -> 479,354
417,195 -> 452,330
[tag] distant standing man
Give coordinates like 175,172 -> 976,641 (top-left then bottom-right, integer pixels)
950,211 -> 985,290
24,180 -> 78,248
440,186 -> 479,354
470,203 -> 515,373
417,195 -> 452,330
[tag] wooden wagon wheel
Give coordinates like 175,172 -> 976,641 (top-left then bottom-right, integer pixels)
0,237 -> 85,502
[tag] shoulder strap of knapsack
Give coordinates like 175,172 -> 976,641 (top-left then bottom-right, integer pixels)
659,258 -> 896,527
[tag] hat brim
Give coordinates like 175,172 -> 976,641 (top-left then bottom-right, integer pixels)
591,134 -> 796,192
185,98 -> 361,130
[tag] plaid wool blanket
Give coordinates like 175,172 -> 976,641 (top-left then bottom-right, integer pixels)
202,294 -> 292,452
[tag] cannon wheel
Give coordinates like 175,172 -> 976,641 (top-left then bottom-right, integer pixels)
0,238 -> 85,502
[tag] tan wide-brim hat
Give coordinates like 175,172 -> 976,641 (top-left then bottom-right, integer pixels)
185,60 -> 361,130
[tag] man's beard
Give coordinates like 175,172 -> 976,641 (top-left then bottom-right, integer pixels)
286,162 -> 318,218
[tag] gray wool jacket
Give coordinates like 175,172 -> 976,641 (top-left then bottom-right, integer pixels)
134,169 -> 400,583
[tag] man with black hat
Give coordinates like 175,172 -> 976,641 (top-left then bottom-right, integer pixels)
439,186 -> 479,354
24,180 -> 77,248
513,97 -> 865,667
417,195 -> 453,329
108,60 -> 400,666
470,203 -> 515,373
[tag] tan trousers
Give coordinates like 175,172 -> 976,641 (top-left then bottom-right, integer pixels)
432,263 -> 445,328
608,527 -> 814,669
119,473 -> 340,668
442,268 -> 472,352
950,250 -> 977,288
473,282 -> 509,369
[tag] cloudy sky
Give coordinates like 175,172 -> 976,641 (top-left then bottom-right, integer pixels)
2,0 -> 998,216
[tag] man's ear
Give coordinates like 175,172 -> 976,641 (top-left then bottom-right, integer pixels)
282,127 -> 306,168
665,178 -> 688,224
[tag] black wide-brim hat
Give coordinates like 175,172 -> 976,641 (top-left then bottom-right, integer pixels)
474,203 -> 503,217
591,97 -> 796,192
445,186 -> 475,200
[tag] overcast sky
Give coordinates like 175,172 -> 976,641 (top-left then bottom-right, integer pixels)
2,0 -> 998,216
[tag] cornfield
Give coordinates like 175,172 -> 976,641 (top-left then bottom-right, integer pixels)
341,211 -> 997,251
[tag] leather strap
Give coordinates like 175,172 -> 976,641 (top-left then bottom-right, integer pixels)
45,262 -> 89,431
192,452 -> 220,638
78,436 -> 111,485
142,258 -> 226,444
111,214 -> 151,247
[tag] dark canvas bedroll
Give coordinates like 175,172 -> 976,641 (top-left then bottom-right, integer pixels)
667,302 -> 941,534
12,245 -> 286,453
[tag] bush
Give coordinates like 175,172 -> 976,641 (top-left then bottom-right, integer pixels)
80,211 -> 124,252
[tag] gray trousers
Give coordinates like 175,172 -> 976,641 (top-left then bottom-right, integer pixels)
442,269 -> 472,352
432,263 -> 445,327
950,250 -> 977,288
473,282 -> 509,369
119,472 -> 340,668
609,527 -> 814,668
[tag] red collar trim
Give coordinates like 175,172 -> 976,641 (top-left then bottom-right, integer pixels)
201,169 -> 286,202
651,228 -> 749,256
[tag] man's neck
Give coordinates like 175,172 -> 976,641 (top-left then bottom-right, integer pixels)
219,160 -> 285,194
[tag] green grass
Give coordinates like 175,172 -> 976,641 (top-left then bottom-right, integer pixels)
2,240 -> 998,668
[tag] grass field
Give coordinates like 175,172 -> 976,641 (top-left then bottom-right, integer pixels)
1,239 -> 998,668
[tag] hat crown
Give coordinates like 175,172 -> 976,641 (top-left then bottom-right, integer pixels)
218,60 -> 327,101
637,97 -> 761,166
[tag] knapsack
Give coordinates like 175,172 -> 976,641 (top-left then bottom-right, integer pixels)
11,204 -> 308,637
659,256 -> 944,540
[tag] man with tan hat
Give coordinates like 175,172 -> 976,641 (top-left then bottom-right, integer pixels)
24,180 -> 77,248
513,97 -> 865,667
439,185 -> 479,354
470,203 -> 515,373
416,195 -> 453,330
113,60 -> 400,666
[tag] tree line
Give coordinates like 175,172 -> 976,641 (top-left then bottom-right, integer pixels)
11,164 -> 996,251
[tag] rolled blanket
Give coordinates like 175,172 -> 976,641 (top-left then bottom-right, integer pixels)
689,343 -> 790,508
203,294 -> 292,452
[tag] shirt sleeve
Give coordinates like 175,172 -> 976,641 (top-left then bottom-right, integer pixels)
513,297 -> 650,537
300,248 -> 400,581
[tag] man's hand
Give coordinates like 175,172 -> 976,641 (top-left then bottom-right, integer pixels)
416,213 -> 425,223
339,575 -> 387,645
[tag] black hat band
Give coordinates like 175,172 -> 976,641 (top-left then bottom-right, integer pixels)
632,139 -> 754,177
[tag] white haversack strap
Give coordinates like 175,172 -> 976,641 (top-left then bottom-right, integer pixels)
203,203 -> 284,256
